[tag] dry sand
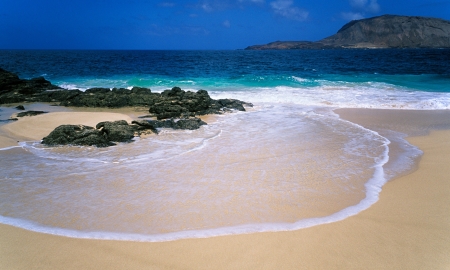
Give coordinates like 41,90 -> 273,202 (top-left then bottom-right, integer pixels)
1,109 -> 450,269
0,111 -> 134,145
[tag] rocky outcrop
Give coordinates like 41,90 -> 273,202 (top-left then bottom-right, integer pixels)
42,125 -> 114,147
132,118 -> 207,132
95,120 -> 136,143
0,68 -> 252,147
245,15 -> 450,49
0,68 -> 61,103
149,87 -> 251,120
56,87 -> 157,108
42,118 -> 208,147
0,69 -> 253,119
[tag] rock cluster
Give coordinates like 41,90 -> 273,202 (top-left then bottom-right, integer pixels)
0,68 -> 61,103
0,69 -> 252,119
0,68 -> 252,147
149,87 -> 250,119
42,118 -> 207,147
42,125 -> 115,147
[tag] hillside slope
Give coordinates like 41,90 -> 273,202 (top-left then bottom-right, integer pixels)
245,15 -> 450,50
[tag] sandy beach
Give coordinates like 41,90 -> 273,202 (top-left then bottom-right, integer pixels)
1,108 -> 450,269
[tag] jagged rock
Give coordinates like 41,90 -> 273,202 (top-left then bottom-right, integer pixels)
217,99 -> 247,111
0,69 -> 253,123
131,120 -> 160,134
172,118 -> 207,130
16,110 -> 48,117
96,120 -> 136,142
15,105 -> 25,110
58,87 -> 158,108
42,125 -> 114,147
0,68 -> 23,95
132,117 -> 207,133
148,87 -> 252,119
42,117 -> 208,147
149,87 -> 211,119
42,121 -> 139,147
0,68 -> 61,103
37,89 -> 83,103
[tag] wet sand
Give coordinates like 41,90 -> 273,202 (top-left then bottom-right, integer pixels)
1,108 -> 450,269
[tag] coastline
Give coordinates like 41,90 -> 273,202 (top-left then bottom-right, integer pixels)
1,107 -> 450,269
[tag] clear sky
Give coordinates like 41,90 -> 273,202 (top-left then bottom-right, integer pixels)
1,0 -> 449,50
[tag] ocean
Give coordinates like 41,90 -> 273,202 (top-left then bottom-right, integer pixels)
0,49 -> 450,241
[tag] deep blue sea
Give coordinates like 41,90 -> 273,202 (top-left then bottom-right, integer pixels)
0,49 -> 450,241
1,49 -> 450,108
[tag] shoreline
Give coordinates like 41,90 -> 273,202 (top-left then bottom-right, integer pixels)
1,107 -> 450,269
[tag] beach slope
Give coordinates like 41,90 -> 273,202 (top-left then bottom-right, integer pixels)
0,111 -> 449,269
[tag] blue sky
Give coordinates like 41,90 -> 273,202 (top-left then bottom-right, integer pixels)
1,0 -> 449,49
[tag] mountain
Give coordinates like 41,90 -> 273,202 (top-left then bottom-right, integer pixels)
245,15 -> 450,50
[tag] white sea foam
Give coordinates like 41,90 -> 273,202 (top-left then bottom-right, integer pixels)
0,104 -> 395,242
53,75 -> 450,110
0,132 -> 389,242
209,85 -> 450,110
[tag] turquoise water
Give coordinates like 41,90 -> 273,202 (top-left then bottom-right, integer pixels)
1,49 -> 449,109
0,49 -> 449,241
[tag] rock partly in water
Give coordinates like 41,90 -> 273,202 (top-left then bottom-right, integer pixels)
42,125 -> 114,147
0,69 -> 253,122
56,87 -> 158,108
148,87 -> 252,120
0,68 -> 61,104
16,110 -> 48,117
42,117 -> 208,147
15,105 -> 25,110
132,117 -> 207,132
95,120 -> 136,143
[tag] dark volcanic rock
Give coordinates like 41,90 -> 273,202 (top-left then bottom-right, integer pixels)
0,69 -> 253,119
43,117 -> 208,147
132,117 -> 207,133
96,120 -> 136,142
245,15 -> 450,49
0,68 -> 61,103
172,118 -> 207,130
37,89 -> 83,103
42,121 -> 138,147
0,69 -> 160,107
216,99 -> 248,111
149,87 -> 212,119
42,125 -> 114,147
15,105 -> 25,110
58,87 -> 158,108
149,87 -> 252,120
16,110 -> 48,117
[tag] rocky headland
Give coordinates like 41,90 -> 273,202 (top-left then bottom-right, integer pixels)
245,15 -> 450,50
0,68 -> 253,147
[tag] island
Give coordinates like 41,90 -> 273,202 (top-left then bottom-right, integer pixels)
245,15 -> 450,50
